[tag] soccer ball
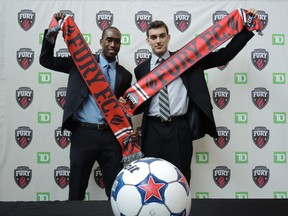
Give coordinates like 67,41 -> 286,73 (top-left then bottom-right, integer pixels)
110,157 -> 192,216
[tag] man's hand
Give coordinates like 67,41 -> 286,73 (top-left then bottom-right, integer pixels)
247,8 -> 258,18
45,12 -> 66,44
246,8 -> 258,28
53,12 -> 66,21
119,97 -> 126,104
245,8 -> 263,35
244,8 -> 263,35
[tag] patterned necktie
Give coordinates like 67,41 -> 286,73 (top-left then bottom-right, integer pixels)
157,58 -> 171,121
105,64 -> 110,84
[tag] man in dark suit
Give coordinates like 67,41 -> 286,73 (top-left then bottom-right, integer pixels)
39,12 -> 132,200
132,9 -> 258,184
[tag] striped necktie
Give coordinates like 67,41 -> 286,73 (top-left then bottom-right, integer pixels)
157,58 -> 171,121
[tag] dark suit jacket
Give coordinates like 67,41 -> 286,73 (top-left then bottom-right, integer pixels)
39,29 -> 132,131
134,28 -> 254,140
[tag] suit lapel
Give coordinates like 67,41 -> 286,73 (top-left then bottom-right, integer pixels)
114,64 -> 122,97
181,73 -> 189,90
143,60 -> 151,75
140,58 -> 151,77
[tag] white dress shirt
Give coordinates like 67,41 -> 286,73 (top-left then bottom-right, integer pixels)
148,51 -> 189,117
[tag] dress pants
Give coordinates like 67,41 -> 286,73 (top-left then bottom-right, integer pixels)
68,124 -> 123,200
142,117 -> 193,184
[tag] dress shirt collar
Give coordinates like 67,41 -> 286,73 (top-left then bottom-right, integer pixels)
151,50 -> 170,66
99,54 -> 116,70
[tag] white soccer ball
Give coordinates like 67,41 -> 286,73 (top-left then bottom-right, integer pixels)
111,157 -> 192,216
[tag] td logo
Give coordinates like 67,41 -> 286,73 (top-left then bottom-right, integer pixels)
235,192 -> 248,199
196,192 -> 209,199
38,72 -> 51,84
274,192 -> 287,199
235,112 -> 248,124
273,112 -> 286,124
38,112 -> 51,124
83,34 -> 91,45
196,152 -> 209,164
235,152 -> 248,164
121,34 -> 130,45
37,152 -> 51,164
204,73 -> 208,84
273,73 -> 286,84
272,34 -> 285,45
39,33 -> 44,44
234,73 -> 247,84
37,192 -> 50,201
274,152 -> 286,163
85,192 -> 90,201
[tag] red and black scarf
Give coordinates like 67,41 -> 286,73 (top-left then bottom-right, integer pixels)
121,8 -> 262,116
48,8 -> 262,163
48,16 -> 143,163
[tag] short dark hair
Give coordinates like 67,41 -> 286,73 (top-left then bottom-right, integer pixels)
146,20 -> 169,37
101,26 -> 121,39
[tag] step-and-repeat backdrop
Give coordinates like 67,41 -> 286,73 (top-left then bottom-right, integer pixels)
0,0 -> 287,201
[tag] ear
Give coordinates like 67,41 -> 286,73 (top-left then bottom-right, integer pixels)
146,38 -> 150,46
167,34 -> 171,42
100,38 -> 103,46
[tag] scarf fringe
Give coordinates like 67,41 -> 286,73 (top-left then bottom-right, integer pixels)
122,152 -> 144,164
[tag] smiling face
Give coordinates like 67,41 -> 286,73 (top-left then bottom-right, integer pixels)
100,27 -> 121,62
146,26 -> 170,57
